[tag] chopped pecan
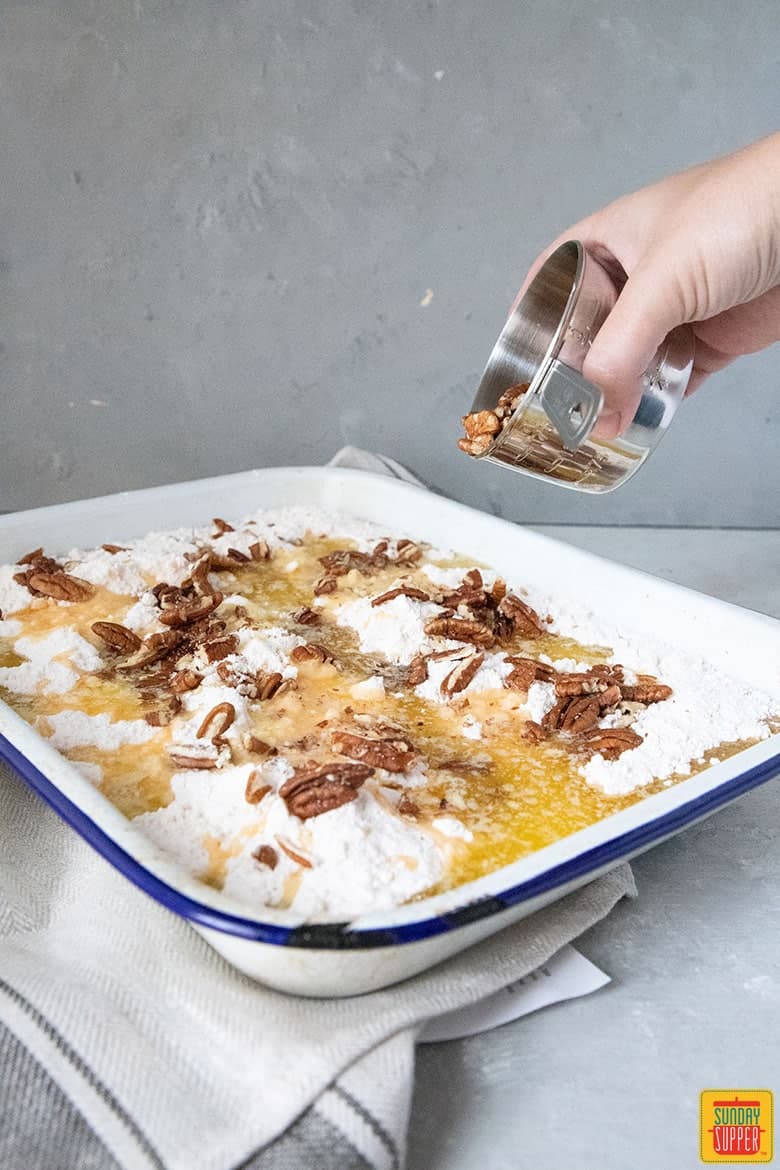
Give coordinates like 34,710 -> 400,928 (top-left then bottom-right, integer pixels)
245,770 -> 273,804
170,668 -> 202,693
166,745 -> 220,770
91,621 -> 142,655
17,547 -> 45,565
159,592 -> 224,627
424,615 -> 495,647
371,585 -> 431,607
202,633 -> 239,662
25,571 -> 95,603
522,720 -> 547,744
249,540 -> 270,561
441,651 -> 485,698
117,630 -> 183,670
211,517 -> 235,535
458,409 -> 501,457
101,543 -> 127,554
331,731 -> 417,772
252,843 -> 278,869
313,574 -> 339,596
196,701 -> 236,745
404,653 -> 429,687
244,734 -> 277,757
394,539 -> 423,566
280,760 -> 372,819
144,698 -> 181,727
495,382 -> 529,414
497,594 -> 544,638
398,793 -> 420,817
620,681 -> 673,704
577,727 -> 643,760
291,606 -> 321,626
255,670 -> 285,700
275,836 -> 314,868
291,642 -> 334,664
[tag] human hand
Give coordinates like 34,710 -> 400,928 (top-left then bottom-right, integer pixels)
522,133 -> 780,437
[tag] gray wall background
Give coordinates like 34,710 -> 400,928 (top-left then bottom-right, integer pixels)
1,0 -> 778,525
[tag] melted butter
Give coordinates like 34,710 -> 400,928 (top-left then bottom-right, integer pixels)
0,535 -> 776,903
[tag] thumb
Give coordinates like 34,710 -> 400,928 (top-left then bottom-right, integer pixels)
584,258 -> 687,434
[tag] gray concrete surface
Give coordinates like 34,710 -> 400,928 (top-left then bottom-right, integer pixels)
1,1 -> 779,525
408,525 -> 780,1170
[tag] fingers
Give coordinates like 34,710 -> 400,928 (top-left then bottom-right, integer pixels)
582,257 -> 687,431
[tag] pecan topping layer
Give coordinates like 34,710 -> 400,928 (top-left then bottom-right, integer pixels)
91,621 -> 142,655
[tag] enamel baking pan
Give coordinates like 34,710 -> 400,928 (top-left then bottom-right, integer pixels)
0,467 -> 778,996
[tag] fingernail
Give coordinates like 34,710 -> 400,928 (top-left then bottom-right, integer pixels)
591,410 -> 623,440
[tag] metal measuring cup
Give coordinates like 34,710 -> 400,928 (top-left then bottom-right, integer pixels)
466,240 -> 695,492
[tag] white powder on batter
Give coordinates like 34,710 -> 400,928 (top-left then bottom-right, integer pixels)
415,650 -> 512,703
135,759 -> 443,920
42,710 -> 160,751
336,591 -> 445,664
0,629 -> 103,696
0,565 -> 37,617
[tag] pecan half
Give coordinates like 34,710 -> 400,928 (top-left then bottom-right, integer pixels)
91,621 -> 142,655
17,547 -> 44,565
404,653 -> 429,687
252,843 -> 278,869
577,727 -> 643,760
371,585 -> 431,607
504,659 -> 537,693
620,681 -> 673,704
101,543 -> 127,554
441,651 -> 485,698
559,696 -> 602,733
497,594 -> 544,638
196,701 -> 236,745
331,731 -> 417,772
424,615 -> 495,647
555,667 -> 624,697
280,760 -> 373,820
25,571 -> 95,603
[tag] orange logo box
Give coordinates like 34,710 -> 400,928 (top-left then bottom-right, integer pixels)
700,1091 -> 773,1163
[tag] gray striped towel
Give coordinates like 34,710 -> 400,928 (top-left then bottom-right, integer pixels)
0,449 -> 635,1170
